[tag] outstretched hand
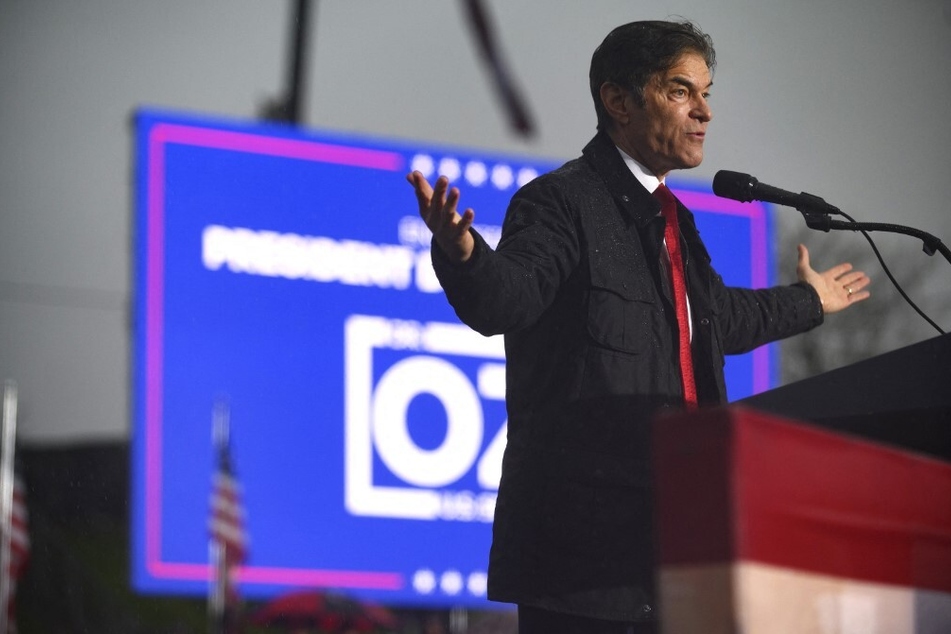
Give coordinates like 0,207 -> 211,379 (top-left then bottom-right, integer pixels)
406,171 -> 475,264
796,244 -> 870,314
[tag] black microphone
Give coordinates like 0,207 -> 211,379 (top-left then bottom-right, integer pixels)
713,170 -> 841,215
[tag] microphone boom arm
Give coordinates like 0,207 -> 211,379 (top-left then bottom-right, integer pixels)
800,212 -> 951,264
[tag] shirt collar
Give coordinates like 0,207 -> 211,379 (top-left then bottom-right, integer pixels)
616,146 -> 664,193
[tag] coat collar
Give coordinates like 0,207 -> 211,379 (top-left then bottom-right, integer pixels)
581,130 -> 662,229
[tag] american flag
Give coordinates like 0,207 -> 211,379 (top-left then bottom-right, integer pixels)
209,429 -> 247,634
4,471 -> 29,634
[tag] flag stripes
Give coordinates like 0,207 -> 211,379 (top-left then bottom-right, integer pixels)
209,467 -> 247,565
3,472 -> 29,634
209,417 -> 247,634
8,475 -> 28,575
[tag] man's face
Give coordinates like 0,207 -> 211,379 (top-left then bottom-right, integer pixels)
614,52 -> 713,178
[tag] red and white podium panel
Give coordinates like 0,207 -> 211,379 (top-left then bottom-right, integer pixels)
653,406 -> 951,634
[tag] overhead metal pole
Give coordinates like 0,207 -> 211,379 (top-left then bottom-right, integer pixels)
285,0 -> 311,125
262,0 -> 313,125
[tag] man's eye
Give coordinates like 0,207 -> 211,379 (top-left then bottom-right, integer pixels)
672,89 -> 687,98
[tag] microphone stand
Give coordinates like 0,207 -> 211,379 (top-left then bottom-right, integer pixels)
790,190 -> 951,264
800,211 -> 951,265
793,194 -> 948,334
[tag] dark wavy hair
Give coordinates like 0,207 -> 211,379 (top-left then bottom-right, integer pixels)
589,20 -> 716,131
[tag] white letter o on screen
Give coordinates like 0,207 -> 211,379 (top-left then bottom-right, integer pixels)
371,356 -> 483,488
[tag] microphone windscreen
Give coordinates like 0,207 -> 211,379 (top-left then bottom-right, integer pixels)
713,170 -> 757,202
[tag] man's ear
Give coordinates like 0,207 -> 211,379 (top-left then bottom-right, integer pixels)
599,82 -> 632,126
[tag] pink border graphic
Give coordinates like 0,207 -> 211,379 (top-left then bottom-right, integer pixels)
144,123 -> 405,589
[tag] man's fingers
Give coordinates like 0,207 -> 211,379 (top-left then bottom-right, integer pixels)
842,274 -> 871,301
407,172 -> 476,263
794,243 -> 871,313
407,170 -> 432,194
407,171 -> 434,209
827,262 -> 854,280
839,271 -> 869,290
445,186 -> 461,214
458,208 -> 475,235
408,173 -> 475,262
798,245 -> 857,282
796,244 -> 810,270
424,178 -> 449,225
431,176 -> 449,207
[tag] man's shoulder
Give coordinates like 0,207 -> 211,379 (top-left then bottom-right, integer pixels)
520,131 -> 627,197
518,153 -> 601,198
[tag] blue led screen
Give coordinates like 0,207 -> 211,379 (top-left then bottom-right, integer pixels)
131,108 -> 774,607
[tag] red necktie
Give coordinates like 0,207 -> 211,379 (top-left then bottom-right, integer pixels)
653,183 -> 698,410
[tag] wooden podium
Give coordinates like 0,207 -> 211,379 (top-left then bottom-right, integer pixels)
653,335 -> 951,633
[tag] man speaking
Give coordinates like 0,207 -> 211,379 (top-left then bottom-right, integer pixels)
408,19 -> 870,634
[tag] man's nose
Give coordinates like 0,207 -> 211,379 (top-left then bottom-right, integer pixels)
692,99 -> 712,122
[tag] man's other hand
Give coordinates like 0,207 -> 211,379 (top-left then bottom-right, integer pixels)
796,244 -> 871,314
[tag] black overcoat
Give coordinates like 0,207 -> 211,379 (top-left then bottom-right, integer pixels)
432,131 -> 824,621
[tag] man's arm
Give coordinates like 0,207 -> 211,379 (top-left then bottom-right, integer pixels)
713,245 -> 871,355
406,170 -> 581,336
